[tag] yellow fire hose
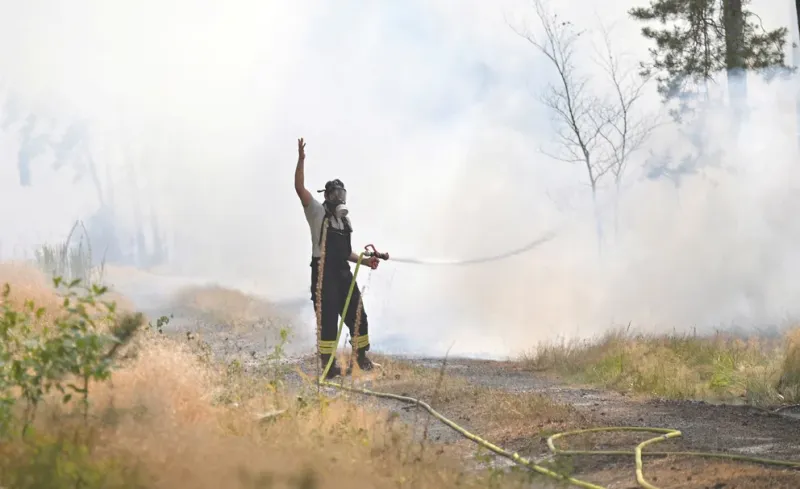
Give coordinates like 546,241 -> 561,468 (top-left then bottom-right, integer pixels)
313,243 -> 800,489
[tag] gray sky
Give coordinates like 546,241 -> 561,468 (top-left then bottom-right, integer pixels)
1,0 -> 799,357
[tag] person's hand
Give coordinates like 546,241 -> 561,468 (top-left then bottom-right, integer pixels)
298,137 -> 305,161
366,256 -> 380,270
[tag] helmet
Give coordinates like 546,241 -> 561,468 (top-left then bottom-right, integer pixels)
319,179 -> 346,203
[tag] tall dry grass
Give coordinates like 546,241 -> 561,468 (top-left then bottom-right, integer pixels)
0,263 -> 531,489
522,326 -> 798,406
777,328 -> 800,401
0,262 -> 135,321
33,220 -> 106,288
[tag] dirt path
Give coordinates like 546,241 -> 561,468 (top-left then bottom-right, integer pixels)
440,358 -> 800,459
293,355 -> 800,488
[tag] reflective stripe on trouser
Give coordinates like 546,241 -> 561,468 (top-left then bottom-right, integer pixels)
351,334 -> 370,350
319,340 -> 337,355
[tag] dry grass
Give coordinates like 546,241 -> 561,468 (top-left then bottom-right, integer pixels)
32,221 -> 109,289
169,285 -> 289,332
777,328 -> 800,401
0,263 -> 534,489
522,326 -> 798,405
0,262 -> 134,323
369,355 -> 587,453
2,336 -> 535,489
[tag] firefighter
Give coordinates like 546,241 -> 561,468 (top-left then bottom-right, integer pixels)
294,137 -> 381,379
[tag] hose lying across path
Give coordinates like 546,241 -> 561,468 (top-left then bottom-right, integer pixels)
311,232 -> 800,489
318,381 -> 800,489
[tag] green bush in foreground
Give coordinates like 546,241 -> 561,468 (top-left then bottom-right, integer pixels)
0,432 -> 146,489
0,277 -> 144,489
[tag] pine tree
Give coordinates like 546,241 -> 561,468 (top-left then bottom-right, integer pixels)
629,0 -> 791,111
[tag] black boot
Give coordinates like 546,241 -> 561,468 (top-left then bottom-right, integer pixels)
357,349 -> 375,371
320,354 -> 342,379
347,349 -> 377,374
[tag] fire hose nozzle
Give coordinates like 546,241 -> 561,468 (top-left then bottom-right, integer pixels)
364,244 -> 389,261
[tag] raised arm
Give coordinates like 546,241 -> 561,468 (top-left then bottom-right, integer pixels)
294,137 -> 313,207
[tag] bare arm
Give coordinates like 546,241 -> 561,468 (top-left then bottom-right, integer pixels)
294,138 -> 313,207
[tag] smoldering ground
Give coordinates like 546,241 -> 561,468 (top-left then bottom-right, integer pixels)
1,0 -> 798,359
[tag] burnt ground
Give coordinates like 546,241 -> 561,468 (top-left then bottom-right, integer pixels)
306,356 -> 800,488
156,311 -> 800,488
430,359 -> 800,458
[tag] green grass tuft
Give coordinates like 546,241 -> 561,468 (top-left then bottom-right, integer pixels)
522,326 -> 798,406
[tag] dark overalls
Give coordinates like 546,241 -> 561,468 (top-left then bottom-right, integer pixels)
310,214 -> 370,360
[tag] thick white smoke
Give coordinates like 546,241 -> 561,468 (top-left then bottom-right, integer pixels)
0,0 -> 797,358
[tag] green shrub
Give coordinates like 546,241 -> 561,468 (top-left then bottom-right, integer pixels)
0,431 -> 146,489
0,277 -> 142,438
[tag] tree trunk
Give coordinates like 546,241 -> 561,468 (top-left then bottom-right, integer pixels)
17,116 -> 45,187
795,0 -> 800,156
796,0 -> 800,44
583,153 -> 604,258
723,0 -> 747,134
128,161 -> 147,268
592,186 -> 603,259
85,152 -> 105,209
148,211 -> 165,267
613,178 -> 622,243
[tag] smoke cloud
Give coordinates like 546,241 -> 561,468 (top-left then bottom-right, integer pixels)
0,0 -> 798,358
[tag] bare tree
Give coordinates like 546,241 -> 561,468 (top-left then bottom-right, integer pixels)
510,0 -> 657,249
592,23 -> 658,237
511,2 -> 609,252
